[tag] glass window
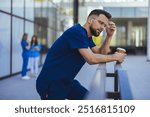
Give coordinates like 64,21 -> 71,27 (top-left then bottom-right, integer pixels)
42,0 -> 48,17
42,0 -> 48,26
135,7 -> 148,17
48,7 -> 57,29
12,0 -> 24,17
34,24 -> 42,42
47,28 -> 55,47
35,1 -> 42,24
25,0 -> 34,21
132,26 -> 146,47
116,25 -> 127,46
121,8 -> 134,17
41,27 -> 47,46
25,21 -> 34,41
0,13 -> 11,78
104,8 -> 121,17
12,17 -> 24,73
0,0 -> 11,13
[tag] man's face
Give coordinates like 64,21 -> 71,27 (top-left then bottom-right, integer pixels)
89,14 -> 109,36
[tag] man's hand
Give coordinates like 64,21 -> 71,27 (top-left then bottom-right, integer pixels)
106,21 -> 116,37
113,52 -> 127,63
97,21 -> 116,55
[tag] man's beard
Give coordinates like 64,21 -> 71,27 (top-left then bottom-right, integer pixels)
90,26 -> 100,37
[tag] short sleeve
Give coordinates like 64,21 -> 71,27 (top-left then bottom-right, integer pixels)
65,29 -> 89,49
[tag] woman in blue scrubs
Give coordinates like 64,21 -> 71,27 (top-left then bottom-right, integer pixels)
21,33 -> 30,80
29,35 -> 41,77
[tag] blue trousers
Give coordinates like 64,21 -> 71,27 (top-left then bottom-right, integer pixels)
21,53 -> 29,76
36,79 -> 88,100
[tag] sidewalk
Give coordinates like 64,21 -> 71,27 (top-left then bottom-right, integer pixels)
0,74 -> 40,100
122,55 -> 150,99
0,55 -> 150,100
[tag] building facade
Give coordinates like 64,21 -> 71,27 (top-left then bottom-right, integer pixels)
78,0 -> 148,54
0,0 -> 73,79
0,0 -> 148,78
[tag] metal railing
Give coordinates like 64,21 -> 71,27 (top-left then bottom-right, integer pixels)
85,62 -> 133,100
85,63 -> 106,100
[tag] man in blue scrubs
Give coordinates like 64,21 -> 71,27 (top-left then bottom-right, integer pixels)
36,9 -> 126,100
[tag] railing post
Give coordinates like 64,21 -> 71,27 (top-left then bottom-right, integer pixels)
115,62 -> 133,100
114,62 -> 122,99
85,63 -> 106,100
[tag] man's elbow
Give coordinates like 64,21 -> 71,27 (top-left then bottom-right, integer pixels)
86,57 -> 97,65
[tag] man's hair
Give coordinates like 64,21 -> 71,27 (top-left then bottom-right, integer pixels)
88,9 -> 112,19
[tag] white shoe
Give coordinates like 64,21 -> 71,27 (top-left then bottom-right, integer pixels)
22,76 -> 30,80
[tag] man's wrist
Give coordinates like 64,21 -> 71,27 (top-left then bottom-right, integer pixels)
112,54 -> 117,61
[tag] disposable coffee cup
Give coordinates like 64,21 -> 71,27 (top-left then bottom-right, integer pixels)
116,47 -> 126,54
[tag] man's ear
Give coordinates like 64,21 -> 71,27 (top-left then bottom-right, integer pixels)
87,17 -> 93,24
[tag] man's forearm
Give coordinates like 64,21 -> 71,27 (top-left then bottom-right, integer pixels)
99,36 -> 112,54
89,53 -> 116,65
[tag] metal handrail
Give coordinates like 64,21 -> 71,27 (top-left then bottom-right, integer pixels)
84,63 -> 106,100
84,62 -> 133,100
115,62 -> 133,100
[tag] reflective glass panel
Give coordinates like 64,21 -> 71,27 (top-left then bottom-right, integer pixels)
35,1 -> 42,24
0,0 -> 11,12
25,0 -> 34,21
12,17 -> 24,73
0,13 -> 11,77
135,7 -> 148,17
25,21 -> 34,41
12,0 -> 24,17
122,8 -> 134,17
104,8 -> 121,17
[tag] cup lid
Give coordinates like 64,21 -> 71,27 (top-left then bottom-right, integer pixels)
116,47 -> 126,52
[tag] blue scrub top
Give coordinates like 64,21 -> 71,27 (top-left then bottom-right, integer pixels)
21,39 -> 30,56
37,24 -> 96,83
30,44 -> 41,57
